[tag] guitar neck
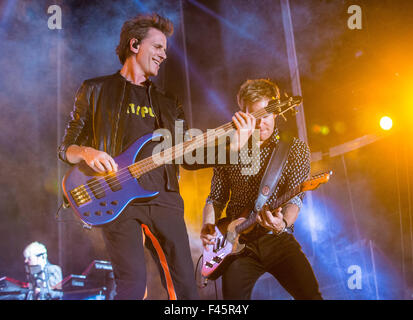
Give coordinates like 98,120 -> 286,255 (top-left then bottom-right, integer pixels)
270,184 -> 302,211
235,184 -> 303,234
128,97 -> 301,178
128,121 -> 233,178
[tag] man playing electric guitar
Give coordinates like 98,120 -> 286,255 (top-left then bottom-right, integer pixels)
58,14 -> 200,300
200,79 -> 323,300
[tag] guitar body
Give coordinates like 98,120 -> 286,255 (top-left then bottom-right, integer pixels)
201,217 -> 247,280
200,172 -> 332,280
62,133 -> 162,226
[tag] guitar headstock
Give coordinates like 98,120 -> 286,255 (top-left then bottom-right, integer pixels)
265,95 -> 302,120
301,171 -> 333,192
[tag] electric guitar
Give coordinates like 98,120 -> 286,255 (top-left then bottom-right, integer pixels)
201,171 -> 332,280
62,96 -> 302,227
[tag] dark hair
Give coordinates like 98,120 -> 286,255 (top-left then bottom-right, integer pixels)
237,79 -> 280,111
116,13 -> 174,65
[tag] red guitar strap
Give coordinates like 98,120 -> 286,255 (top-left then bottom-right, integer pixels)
141,224 -> 177,300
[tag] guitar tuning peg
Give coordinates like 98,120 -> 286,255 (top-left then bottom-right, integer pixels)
291,108 -> 298,116
280,113 -> 287,122
284,92 -> 289,98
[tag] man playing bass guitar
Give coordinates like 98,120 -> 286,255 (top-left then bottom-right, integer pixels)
58,13 -> 200,300
200,78 -> 323,300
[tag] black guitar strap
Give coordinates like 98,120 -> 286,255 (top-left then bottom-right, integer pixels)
253,136 -> 294,215
146,80 -> 162,129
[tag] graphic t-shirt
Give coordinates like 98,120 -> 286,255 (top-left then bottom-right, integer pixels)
122,82 -> 183,209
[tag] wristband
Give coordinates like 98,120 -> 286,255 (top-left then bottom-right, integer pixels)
282,218 -> 288,229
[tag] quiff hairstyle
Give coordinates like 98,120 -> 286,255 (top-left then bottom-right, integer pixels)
237,79 -> 280,111
116,13 -> 174,65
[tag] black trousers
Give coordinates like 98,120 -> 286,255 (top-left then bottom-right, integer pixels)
222,232 -> 322,300
101,205 -> 199,300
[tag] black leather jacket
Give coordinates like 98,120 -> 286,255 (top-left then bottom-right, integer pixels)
58,71 -> 189,192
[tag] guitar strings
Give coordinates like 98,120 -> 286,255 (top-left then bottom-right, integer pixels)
72,99 -> 300,201
74,103 -> 270,197
72,119 -> 236,200
71,120 -> 237,202
234,183 -> 310,233
75,102 -> 286,199
72,99 -> 298,201
125,99 -> 300,183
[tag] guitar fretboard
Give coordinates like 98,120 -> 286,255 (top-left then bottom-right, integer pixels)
234,184 -> 303,234
128,97 -> 301,178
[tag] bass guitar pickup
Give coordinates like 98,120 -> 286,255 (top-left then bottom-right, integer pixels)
70,185 -> 92,206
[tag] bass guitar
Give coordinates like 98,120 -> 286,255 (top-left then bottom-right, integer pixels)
62,96 -> 302,227
201,171 -> 332,280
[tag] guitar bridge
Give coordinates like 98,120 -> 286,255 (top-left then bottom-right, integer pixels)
70,185 -> 91,206
212,256 -> 222,263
